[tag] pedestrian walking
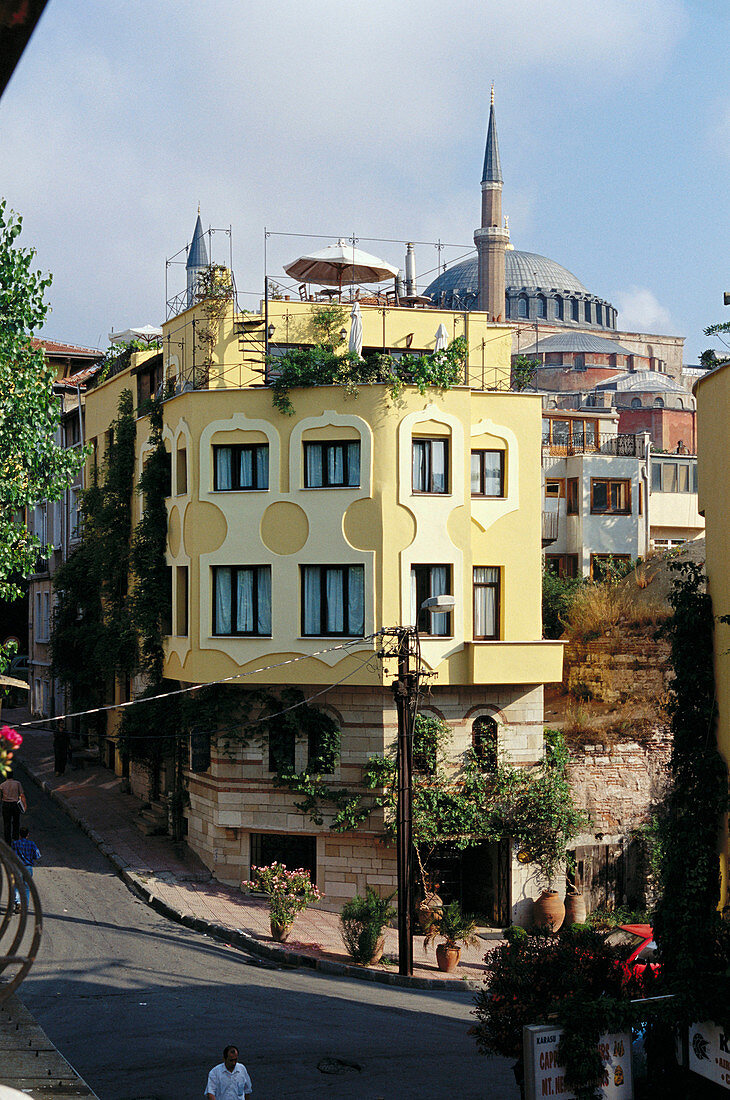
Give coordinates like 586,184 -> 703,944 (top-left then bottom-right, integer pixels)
205,1045 -> 252,1099
0,770 -> 26,844
11,826 -> 40,911
53,720 -> 71,776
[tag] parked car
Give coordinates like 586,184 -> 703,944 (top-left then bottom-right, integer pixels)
604,923 -> 659,985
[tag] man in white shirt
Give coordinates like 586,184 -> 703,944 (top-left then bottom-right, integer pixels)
205,1045 -> 252,1099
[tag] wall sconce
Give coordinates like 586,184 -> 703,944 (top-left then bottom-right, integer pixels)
405,333 -> 414,349
267,323 -> 276,340
340,327 -> 347,343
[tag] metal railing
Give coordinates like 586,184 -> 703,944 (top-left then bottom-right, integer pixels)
542,433 -> 645,459
0,840 -> 42,1004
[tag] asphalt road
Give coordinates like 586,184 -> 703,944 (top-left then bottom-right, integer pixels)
16,783 -> 519,1100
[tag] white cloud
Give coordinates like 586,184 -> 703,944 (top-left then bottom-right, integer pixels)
614,286 -> 673,333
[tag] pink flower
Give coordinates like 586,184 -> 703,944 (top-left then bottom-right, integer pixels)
0,726 -> 22,748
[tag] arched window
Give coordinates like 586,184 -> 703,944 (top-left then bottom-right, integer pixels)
554,297 -> 563,321
505,294 -> 510,318
631,398 -> 641,409
595,304 -> 603,326
584,301 -> 592,324
472,716 -> 498,770
536,295 -> 547,318
677,398 -> 684,409
571,299 -> 579,322
653,397 -> 665,408
517,295 -> 528,318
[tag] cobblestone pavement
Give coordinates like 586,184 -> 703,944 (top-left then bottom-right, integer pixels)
4,708 -> 502,992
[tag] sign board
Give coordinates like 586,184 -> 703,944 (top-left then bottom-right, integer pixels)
524,1025 -> 633,1099
688,1021 -> 730,1089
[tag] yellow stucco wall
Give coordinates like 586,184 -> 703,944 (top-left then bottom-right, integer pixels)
695,363 -> 730,905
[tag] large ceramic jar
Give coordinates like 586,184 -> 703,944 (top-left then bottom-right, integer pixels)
564,892 -> 587,925
436,943 -> 461,973
533,890 -> 565,932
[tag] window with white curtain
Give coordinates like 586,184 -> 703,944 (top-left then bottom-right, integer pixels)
213,566 -> 272,635
301,565 -> 364,636
412,438 -> 448,494
213,444 -> 269,490
473,567 -> 500,640
304,441 -> 360,488
471,450 -> 505,497
411,564 -> 452,635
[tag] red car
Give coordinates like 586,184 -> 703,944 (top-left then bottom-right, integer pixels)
604,923 -> 659,984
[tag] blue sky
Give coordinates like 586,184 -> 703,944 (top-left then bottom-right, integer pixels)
1,0 -> 728,362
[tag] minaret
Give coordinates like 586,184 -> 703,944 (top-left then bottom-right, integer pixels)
474,86 -> 510,320
186,209 -> 209,307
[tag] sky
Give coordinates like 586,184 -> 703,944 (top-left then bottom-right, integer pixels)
1,0 -> 729,363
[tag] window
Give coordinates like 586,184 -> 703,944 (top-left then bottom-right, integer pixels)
213,566 -> 272,635
473,567 -> 500,640
584,302 -> 592,323
595,304 -> 603,326
213,444 -> 269,491
412,438 -> 448,493
567,478 -> 579,515
630,398 -> 641,409
653,397 -> 665,408
269,728 -> 295,774
545,479 -> 564,500
472,716 -> 498,770
176,565 -> 189,636
536,295 -> 547,318
518,295 -> 528,318
162,566 -> 173,636
304,440 -> 360,488
471,450 -> 505,497
250,833 -> 317,884
43,592 -> 50,641
190,729 -> 211,772
571,299 -> 579,322
411,564 -> 452,635
591,478 -> 631,514
69,487 -> 82,540
590,554 -> 630,581
176,447 -> 188,495
301,565 -> 364,636
545,554 -> 579,579
554,298 -> 563,321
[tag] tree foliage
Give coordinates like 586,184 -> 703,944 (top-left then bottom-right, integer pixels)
0,200 -> 84,603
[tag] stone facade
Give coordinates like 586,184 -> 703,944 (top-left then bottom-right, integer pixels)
563,634 -> 671,706
184,681 -> 545,918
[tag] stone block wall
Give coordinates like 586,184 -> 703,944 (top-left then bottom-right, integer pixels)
563,633 -> 671,706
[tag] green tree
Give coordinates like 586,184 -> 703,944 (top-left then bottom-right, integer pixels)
0,200 -> 84,663
511,354 -> 538,392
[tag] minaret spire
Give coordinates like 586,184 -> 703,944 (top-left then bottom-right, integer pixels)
186,212 -> 209,307
474,87 -> 509,320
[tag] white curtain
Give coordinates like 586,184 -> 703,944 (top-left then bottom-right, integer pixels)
240,449 -> 253,489
483,452 -> 502,496
410,569 -> 418,628
257,567 -> 272,634
303,567 -> 320,634
471,453 -> 481,495
328,446 -> 344,486
412,441 -> 425,491
326,568 -> 344,633
348,567 -> 364,635
430,566 -> 449,634
432,441 -> 446,493
236,568 -> 254,632
347,443 -> 360,486
215,567 -> 232,633
216,448 -> 233,490
306,444 -> 323,487
256,446 -> 269,489
474,567 -> 499,638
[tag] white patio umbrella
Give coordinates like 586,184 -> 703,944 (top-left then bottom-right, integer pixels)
434,323 -> 449,352
284,238 -> 399,290
349,301 -> 363,359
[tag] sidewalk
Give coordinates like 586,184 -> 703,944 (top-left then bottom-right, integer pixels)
0,994 -> 98,1098
5,708 -> 500,992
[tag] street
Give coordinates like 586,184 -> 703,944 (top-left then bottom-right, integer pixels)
16,781 -> 519,1100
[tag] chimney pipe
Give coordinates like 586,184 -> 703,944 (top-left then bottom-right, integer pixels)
404,243 -> 416,297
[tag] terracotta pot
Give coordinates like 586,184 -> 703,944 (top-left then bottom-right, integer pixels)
533,890 -> 565,932
418,892 -> 443,932
436,943 -> 461,973
270,918 -> 293,942
564,892 -> 587,925
368,933 -> 386,965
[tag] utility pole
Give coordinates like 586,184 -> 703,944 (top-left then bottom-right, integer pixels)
391,628 -> 415,977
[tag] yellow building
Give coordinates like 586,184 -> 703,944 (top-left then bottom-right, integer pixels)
84,281 -> 563,924
694,364 -> 730,905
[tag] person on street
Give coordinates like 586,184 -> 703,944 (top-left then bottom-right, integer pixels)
53,721 -> 71,776
12,825 -> 40,911
0,771 -> 26,844
205,1045 -> 252,1099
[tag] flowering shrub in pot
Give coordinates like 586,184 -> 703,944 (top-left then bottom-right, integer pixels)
0,726 -> 22,779
243,862 -> 321,941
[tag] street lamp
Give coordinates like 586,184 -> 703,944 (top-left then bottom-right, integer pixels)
390,593 -> 456,977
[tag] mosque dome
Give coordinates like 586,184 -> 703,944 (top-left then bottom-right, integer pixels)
424,249 -> 617,331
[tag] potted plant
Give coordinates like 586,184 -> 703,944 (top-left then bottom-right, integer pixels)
563,851 -> 587,924
424,900 -> 480,973
243,862 -> 321,942
339,886 -> 396,965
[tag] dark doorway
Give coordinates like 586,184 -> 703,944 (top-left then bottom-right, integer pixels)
250,833 -> 317,885
423,840 -> 509,926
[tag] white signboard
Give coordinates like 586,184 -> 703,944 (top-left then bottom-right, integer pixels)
689,1021 -> 730,1088
524,1025 -> 633,1099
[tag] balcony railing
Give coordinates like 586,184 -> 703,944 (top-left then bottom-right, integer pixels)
542,433 -> 645,459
